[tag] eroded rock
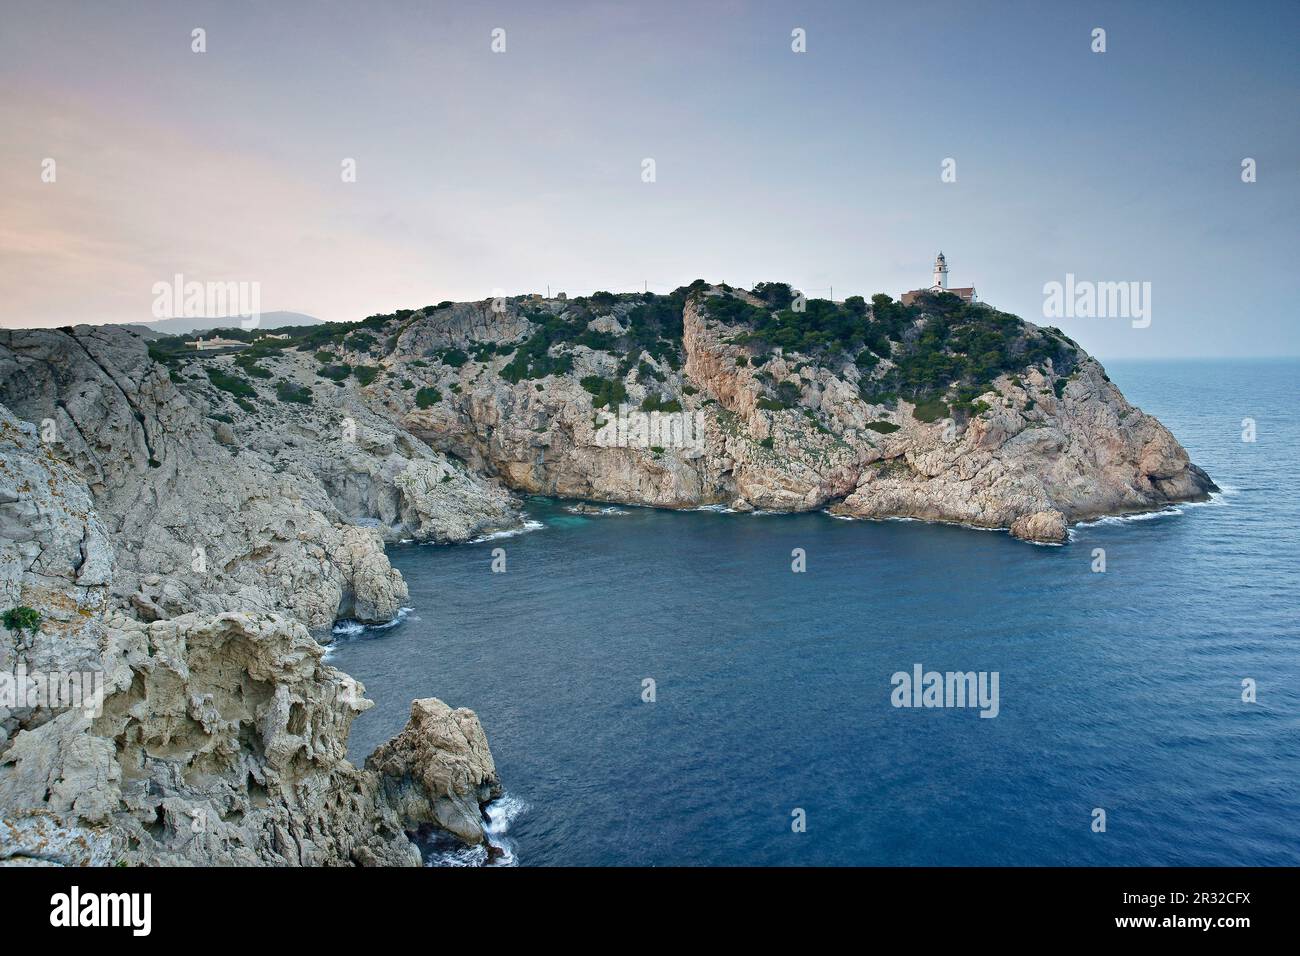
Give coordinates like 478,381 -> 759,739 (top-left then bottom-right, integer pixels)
1009,510 -> 1069,544
366,698 -> 502,845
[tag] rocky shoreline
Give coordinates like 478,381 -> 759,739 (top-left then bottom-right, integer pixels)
0,283 -> 1215,864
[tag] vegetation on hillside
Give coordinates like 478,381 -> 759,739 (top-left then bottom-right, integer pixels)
711,285 -> 1080,416
145,280 -> 1079,433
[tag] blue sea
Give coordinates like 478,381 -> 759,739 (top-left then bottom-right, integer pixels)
329,359 -> 1300,866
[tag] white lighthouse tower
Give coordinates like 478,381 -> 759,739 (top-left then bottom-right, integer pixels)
931,251 -> 948,291
902,251 -> 977,306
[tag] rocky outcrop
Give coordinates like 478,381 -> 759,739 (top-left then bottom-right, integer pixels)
0,326 -> 520,634
372,288 -> 1215,534
2,609 -> 422,866
1009,510 -> 1069,544
366,698 -> 501,846
0,330 -> 515,866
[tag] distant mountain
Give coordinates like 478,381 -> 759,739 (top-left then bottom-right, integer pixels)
139,312 -> 324,336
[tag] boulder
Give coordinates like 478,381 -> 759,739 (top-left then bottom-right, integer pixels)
366,698 -> 502,845
1009,510 -> 1069,544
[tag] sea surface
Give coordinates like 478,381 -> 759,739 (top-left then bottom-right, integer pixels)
329,359 -> 1299,866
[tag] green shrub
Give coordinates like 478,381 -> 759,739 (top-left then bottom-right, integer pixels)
2,606 -> 41,634
856,349 -> 880,372
499,336 -> 573,383
346,331 -> 377,354
352,364 -> 380,386
864,420 -> 900,434
580,375 -> 627,409
205,367 -> 256,398
757,397 -> 788,411
275,379 -> 313,404
434,347 -> 469,368
640,394 -> 682,413
316,363 -> 351,381
758,436 -> 775,449
912,398 -> 949,423
415,386 -> 442,408
234,355 -> 273,379
775,380 -> 801,405
750,282 -> 795,310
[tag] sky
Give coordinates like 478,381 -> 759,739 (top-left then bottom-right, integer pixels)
0,0 -> 1296,359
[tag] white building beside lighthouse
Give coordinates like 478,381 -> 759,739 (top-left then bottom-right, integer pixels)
902,252 -> 977,305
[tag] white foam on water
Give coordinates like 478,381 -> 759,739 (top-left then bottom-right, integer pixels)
424,843 -> 489,868
424,792 -> 530,868
1075,507 -> 1184,529
484,792 -> 530,835
1184,486 -> 1237,508
330,620 -> 366,638
469,519 -> 544,544
371,606 -> 414,630
325,607 -> 415,659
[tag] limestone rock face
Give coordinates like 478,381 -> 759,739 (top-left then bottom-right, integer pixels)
0,609 -> 427,866
366,698 -> 502,845
0,326 -> 520,634
0,327 -> 512,866
0,405 -> 114,682
333,526 -> 409,622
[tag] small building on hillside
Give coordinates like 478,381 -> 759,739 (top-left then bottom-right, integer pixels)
188,336 -> 247,350
901,252 -> 977,306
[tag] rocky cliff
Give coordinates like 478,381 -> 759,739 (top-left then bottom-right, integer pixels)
0,328 -> 515,865
0,282 -> 1214,864
378,284 -> 1215,540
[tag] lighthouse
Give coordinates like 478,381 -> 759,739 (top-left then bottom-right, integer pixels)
901,253 -> 978,306
932,252 -> 948,291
